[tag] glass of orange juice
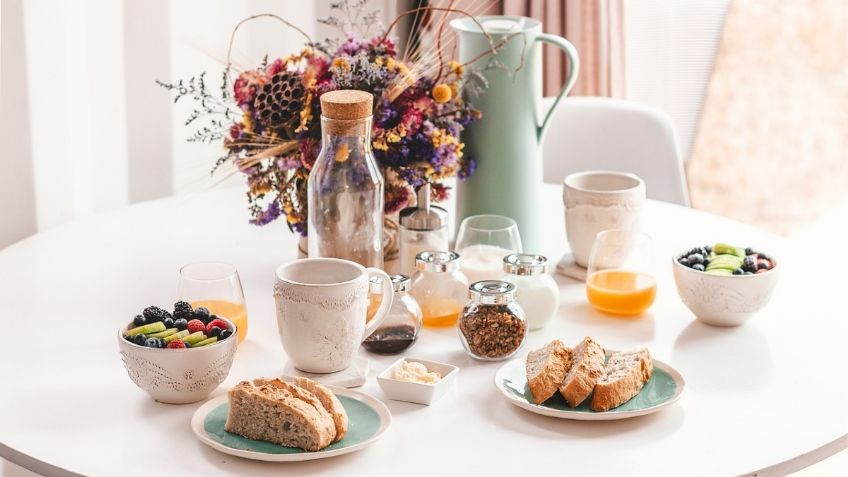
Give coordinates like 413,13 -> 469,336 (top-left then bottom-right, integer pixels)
178,262 -> 248,343
586,230 -> 657,316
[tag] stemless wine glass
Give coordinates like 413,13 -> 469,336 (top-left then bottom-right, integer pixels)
177,262 -> 248,343
586,230 -> 656,316
454,214 -> 523,284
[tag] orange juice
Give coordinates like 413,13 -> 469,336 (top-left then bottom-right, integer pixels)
421,298 -> 464,327
586,269 -> 657,316
366,293 -> 382,323
191,300 -> 248,343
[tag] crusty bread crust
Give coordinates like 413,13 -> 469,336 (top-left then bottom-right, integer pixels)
590,349 -> 653,412
224,378 -> 335,451
295,377 -> 348,442
525,340 -> 572,404
559,337 -> 605,407
256,378 -> 337,442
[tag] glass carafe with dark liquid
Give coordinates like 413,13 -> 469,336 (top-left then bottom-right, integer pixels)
308,90 -> 384,268
363,275 -> 423,354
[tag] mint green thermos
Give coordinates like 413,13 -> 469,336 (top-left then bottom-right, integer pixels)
450,16 -> 579,252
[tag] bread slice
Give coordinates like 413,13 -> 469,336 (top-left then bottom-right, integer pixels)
525,340 -> 572,404
295,377 -> 348,442
590,349 -> 653,412
559,337 -> 606,407
255,378 -> 337,442
224,379 -> 335,451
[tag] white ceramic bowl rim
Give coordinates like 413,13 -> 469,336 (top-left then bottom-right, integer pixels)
275,257 -> 366,288
564,170 -> 645,194
671,249 -> 780,278
118,316 -> 237,352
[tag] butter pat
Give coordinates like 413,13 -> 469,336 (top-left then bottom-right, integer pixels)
392,360 -> 441,384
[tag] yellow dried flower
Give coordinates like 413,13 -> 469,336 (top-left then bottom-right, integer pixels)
335,143 -> 350,162
432,84 -> 452,103
450,61 -> 465,75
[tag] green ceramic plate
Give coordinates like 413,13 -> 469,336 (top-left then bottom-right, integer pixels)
191,385 -> 391,461
494,353 -> 685,420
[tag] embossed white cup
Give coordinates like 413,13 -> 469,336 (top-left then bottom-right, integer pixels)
563,171 -> 646,268
274,258 -> 393,373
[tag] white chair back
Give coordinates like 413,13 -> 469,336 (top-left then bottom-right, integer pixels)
542,96 -> 690,206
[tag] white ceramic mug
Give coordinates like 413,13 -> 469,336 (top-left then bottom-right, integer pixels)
563,171 -> 646,268
274,258 -> 393,373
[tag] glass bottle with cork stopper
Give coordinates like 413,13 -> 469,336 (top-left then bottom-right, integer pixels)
409,251 -> 468,327
399,183 -> 450,277
308,89 -> 384,268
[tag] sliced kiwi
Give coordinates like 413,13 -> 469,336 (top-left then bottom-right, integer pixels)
163,330 -> 190,343
183,331 -> 207,345
126,321 -> 166,337
149,328 -> 178,339
193,336 -> 218,348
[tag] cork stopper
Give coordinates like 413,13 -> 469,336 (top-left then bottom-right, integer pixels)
320,90 -> 373,120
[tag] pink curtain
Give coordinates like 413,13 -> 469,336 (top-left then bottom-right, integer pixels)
500,0 -> 626,97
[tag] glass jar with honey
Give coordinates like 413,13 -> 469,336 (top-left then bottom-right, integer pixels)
410,251 -> 468,327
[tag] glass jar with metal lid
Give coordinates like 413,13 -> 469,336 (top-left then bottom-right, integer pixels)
458,280 -> 527,360
363,275 -> 423,354
399,183 -> 450,277
410,251 -> 469,328
501,253 -> 559,330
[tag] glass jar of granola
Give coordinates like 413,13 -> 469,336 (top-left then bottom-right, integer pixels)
458,280 -> 526,360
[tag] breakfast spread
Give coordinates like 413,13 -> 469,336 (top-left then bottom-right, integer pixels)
392,360 -> 442,384
224,377 -> 348,452
123,302 -> 234,349
677,242 -> 776,276
525,337 -> 654,411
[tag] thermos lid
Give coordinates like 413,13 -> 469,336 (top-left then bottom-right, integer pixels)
320,90 -> 373,120
503,253 -> 548,276
399,183 -> 448,231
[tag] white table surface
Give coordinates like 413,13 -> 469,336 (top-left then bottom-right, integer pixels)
0,185 -> 845,477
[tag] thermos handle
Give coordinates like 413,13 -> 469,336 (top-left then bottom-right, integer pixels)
534,33 -> 580,140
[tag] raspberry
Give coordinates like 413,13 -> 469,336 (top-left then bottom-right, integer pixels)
206,319 -> 229,335
166,339 -> 186,349
186,319 -> 206,334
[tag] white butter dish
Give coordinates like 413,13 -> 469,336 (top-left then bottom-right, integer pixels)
377,357 -> 458,405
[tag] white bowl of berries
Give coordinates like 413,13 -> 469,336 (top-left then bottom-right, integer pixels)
672,243 -> 780,327
117,302 -> 238,404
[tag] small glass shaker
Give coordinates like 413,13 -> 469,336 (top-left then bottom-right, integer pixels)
458,280 -> 527,361
399,183 -> 450,277
363,275 -> 423,354
410,251 -> 468,327
501,253 -> 559,330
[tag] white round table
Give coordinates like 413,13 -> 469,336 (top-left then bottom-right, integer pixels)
0,185 -> 845,477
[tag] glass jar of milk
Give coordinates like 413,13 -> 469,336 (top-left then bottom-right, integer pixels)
454,215 -> 523,283
501,254 -> 559,330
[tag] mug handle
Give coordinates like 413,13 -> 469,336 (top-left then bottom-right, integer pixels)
534,33 -> 580,140
362,268 -> 393,342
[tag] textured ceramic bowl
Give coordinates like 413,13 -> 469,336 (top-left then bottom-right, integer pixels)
672,252 -> 780,326
117,318 -> 237,404
377,358 -> 458,405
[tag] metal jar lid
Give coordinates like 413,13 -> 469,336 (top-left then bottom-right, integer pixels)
415,251 -> 460,273
390,274 -> 411,293
503,253 -> 549,276
468,280 -> 516,305
399,183 -> 448,231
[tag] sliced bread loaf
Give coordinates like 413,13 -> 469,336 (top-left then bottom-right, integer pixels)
256,378 -> 337,443
224,379 -> 335,451
525,340 -> 572,404
295,377 -> 348,442
590,349 -> 653,412
558,336 -> 606,407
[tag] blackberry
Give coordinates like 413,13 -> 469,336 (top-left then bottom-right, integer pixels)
173,301 -> 193,320
193,307 -> 211,322
143,306 -> 171,324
